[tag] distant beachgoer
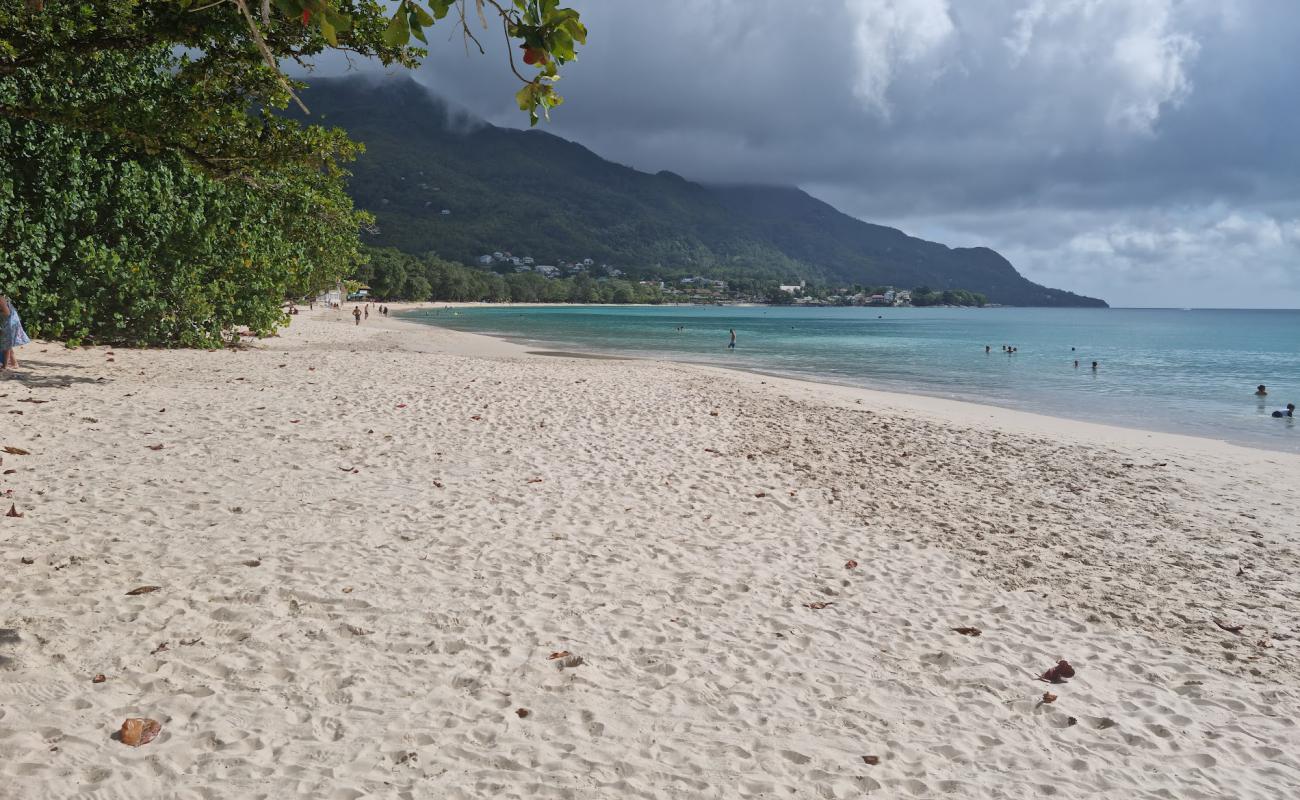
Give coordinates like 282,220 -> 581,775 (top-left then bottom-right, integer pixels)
0,294 -> 32,370
728,329 -> 736,349
1272,403 -> 1295,418
352,306 -> 361,326
985,345 -> 991,353
1071,347 -> 1076,352
364,305 -> 369,319
1073,360 -> 1079,368
1256,384 -> 1268,396
1091,361 -> 1099,370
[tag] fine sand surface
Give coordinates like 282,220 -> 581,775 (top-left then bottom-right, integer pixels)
2,304 -> 1299,799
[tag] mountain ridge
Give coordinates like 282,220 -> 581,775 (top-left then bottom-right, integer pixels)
302,76 -> 1107,307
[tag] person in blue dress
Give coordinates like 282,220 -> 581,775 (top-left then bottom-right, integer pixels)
0,294 -> 32,370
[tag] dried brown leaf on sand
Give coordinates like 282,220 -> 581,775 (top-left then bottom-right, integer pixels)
547,650 -> 572,660
125,586 -> 161,595
515,708 -> 530,718
117,718 -> 161,747
1213,618 -> 1244,634
6,504 -> 22,518
150,642 -> 169,654
92,674 -> 106,684
241,559 -> 261,567
146,444 -> 164,451
952,627 -> 982,637
2,446 -> 30,455
845,560 -> 859,569
803,601 -> 834,610
1040,692 -> 1058,704
862,755 -> 880,765
526,478 -> 544,484
1038,660 -> 1076,684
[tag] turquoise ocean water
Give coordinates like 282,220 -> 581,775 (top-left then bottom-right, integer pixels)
406,306 -> 1300,453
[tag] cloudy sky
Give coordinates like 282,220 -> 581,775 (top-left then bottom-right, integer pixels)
318,0 -> 1300,307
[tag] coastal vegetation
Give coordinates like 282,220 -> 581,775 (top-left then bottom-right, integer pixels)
354,246 -> 989,307
357,246 -> 666,304
0,1 -> 585,345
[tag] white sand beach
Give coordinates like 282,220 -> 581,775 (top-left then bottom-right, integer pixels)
3,304 -> 1298,799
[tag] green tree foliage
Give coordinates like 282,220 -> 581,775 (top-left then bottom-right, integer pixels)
0,48 -> 365,345
0,1 -> 586,345
910,287 -> 988,307
357,246 -> 664,304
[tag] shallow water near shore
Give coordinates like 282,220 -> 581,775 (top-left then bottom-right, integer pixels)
407,305 -> 1300,452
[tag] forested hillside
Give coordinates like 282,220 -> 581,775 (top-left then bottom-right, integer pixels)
303,76 -> 1106,307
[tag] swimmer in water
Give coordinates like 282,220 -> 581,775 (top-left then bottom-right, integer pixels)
1256,384 -> 1268,396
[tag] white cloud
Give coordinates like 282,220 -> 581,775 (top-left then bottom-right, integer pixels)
844,0 -> 956,116
1026,208 -> 1300,305
1000,0 -> 1200,135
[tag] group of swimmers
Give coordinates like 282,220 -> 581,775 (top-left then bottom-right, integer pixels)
1256,385 -> 1295,418
986,343 -> 1099,371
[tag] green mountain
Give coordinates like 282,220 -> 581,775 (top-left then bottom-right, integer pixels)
301,76 -> 1106,307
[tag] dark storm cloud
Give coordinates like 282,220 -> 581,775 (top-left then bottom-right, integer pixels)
304,1 -> 1300,307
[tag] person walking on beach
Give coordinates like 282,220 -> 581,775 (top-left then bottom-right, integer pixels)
728,329 -> 736,349
352,306 -> 361,326
0,294 -> 32,370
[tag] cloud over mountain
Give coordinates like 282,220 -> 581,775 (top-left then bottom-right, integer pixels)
305,0 -> 1300,306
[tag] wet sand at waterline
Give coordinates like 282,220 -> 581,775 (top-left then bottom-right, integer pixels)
2,304 -> 1298,798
